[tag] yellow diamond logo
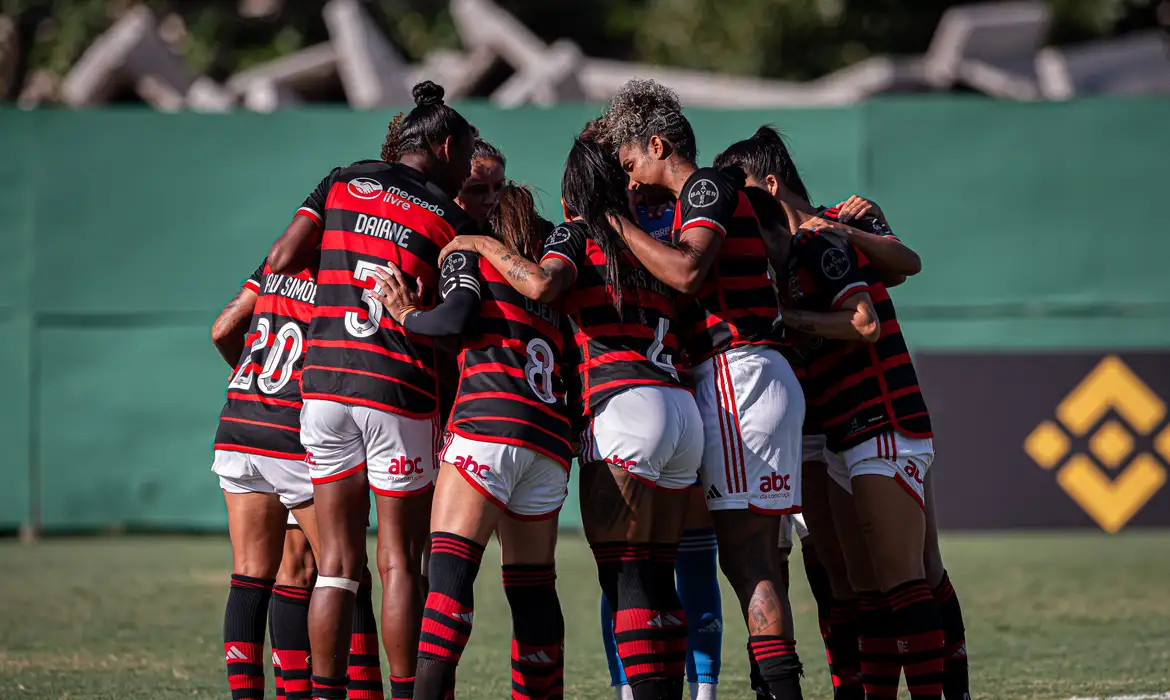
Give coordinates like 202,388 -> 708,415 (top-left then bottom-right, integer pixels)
1089,420 -> 1134,470
1025,355 -> 1168,533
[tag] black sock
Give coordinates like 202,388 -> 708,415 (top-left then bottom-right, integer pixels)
225,574 -> 274,700
311,675 -> 347,700
748,640 -> 767,698
414,532 -> 484,700
388,676 -> 414,699
888,580 -> 945,700
858,591 -> 899,699
749,636 -> 803,700
269,596 -> 285,700
826,600 -> 863,700
933,572 -> 969,700
648,542 -> 688,685
271,584 -> 312,700
592,542 -> 672,697
348,570 -> 384,700
503,564 -> 564,700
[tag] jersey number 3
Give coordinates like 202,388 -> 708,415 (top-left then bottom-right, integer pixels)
524,338 -> 557,404
346,260 -> 387,337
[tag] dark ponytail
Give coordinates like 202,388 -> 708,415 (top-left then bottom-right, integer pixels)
561,136 -> 635,313
380,80 -> 474,163
713,125 -> 812,205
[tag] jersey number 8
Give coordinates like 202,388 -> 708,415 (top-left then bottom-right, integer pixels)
524,338 -> 557,404
228,318 -> 304,395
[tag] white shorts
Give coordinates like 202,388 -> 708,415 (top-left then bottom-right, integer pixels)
213,450 -> 313,509
300,399 -> 439,497
802,434 -> 828,464
439,433 -> 569,519
779,513 -> 810,548
824,432 -> 935,508
694,345 -> 805,514
580,385 -> 703,492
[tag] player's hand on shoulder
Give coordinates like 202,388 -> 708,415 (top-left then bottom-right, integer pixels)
370,263 -> 423,326
439,235 -> 493,264
836,195 -> 885,223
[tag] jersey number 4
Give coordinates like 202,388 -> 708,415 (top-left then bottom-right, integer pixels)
228,318 -> 304,395
647,318 -> 679,381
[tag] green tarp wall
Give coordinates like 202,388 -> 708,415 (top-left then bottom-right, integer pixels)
2,97 -> 1168,531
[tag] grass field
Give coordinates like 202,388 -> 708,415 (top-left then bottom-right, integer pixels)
2,532 -> 1169,700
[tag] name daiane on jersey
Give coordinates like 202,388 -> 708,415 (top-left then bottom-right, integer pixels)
263,274 -> 318,303
354,213 -> 415,247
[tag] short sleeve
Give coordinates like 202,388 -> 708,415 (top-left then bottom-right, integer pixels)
243,259 -> 266,293
439,251 -> 482,301
295,167 -> 341,228
676,169 -> 738,238
804,235 -> 868,309
540,223 -> 587,279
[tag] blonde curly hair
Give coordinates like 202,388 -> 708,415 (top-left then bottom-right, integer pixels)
598,79 -> 697,162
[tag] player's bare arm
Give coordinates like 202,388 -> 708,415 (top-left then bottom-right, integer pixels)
441,234 -> 573,303
783,293 -> 879,343
211,285 -> 258,366
610,214 -> 722,294
267,215 -> 323,274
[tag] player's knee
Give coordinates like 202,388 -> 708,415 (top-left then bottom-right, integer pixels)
377,543 -> 421,581
316,542 -> 367,580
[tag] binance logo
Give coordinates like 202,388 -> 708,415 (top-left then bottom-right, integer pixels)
1024,355 -> 1170,533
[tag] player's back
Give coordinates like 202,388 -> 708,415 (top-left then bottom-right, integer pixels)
216,261 -> 317,459
447,251 -> 572,466
541,220 -> 682,415
302,160 -> 476,418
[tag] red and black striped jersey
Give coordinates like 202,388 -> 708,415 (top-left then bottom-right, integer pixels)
298,160 -> 478,418
673,168 -> 783,365
214,259 -> 317,460
796,211 -> 932,451
541,220 -> 682,415
441,251 -> 573,466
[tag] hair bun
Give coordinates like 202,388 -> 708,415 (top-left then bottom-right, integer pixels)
752,125 -> 783,143
412,81 -> 445,107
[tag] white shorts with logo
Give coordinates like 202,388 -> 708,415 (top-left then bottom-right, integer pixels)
300,399 -> 439,497
802,434 -> 828,464
778,513 -> 810,548
213,450 -> 314,509
694,345 -> 805,514
580,385 -> 704,492
439,433 -> 569,519
824,432 -> 935,508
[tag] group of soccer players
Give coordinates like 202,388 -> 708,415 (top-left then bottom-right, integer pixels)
209,77 -> 971,700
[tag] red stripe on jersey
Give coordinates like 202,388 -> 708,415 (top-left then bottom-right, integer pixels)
574,323 -> 657,342
325,181 -> 458,244
220,416 -> 300,433
295,206 -> 322,226
301,365 -> 436,398
461,361 -> 526,379
461,334 -> 528,354
307,338 -> 431,369
226,392 -> 303,408
580,377 -> 680,403
579,350 -> 653,371
480,300 -> 563,351
450,417 -> 572,449
454,391 -> 569,424
243,279 -> 261,293
718,237 -> 768,257
699,307 -> 778,330
214,443 -> 306,461
819,386 -> 925,427
308,307 -> 433,345
809,352 -> 913,400
681,217 -> 727,237
254,294 -> 314,322
570,285 -> 674,319
320,231 -> 437,286
541,251 -> 577,277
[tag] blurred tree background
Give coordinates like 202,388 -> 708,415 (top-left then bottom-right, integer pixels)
1,0 -> 1165,100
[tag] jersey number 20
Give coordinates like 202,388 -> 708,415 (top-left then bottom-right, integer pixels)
228,318 -> 304,394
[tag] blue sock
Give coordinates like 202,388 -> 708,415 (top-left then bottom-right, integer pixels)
599,592 -> 628,686
676,527 -> 722,685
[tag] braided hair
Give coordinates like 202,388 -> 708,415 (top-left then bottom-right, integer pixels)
380,81 -> 475,164
599,79 -> 697,163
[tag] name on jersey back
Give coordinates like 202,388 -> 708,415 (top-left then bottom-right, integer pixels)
263,274 -> 317,303
354,213 -> 416,248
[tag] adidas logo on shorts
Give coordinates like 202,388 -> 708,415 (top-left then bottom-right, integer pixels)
706,485 -> 723,500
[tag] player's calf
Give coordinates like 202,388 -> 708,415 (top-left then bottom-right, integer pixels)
414,531 -> 483,700
503,563 -> 564,700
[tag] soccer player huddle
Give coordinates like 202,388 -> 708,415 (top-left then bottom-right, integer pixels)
209,78 -> 971,700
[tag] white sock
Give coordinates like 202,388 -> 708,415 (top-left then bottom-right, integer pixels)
691,681 -> 716,700
619,684 -> 636,700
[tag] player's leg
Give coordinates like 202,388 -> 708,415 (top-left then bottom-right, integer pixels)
301,400 -> 373,700
801,454 -> 863,700
697,348 -> 805,700
850,437 -> 944,700
676,487 -> 721,700
411,435 -> 514,700
271,520 -> 316,700
498,455 -> 569,700
923,472 -> 969,700
217,458 -> 288,700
